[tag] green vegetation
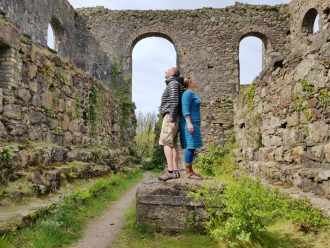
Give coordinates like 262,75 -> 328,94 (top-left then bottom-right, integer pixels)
88,84 -> 106,133
135,111 -> 157,158
300,79 -> 315,96
190,138 -> 330,247
19,35 -> 28,44
111,60 -> 134,138
194,132 -> 237,178
0,168 -> 143,248
291,79 -> 330,121
319,88 -> 330,108
145,116 -> 166,170
55,69 -> 71,85
247,82 -> 255,112
0,147 -> 11,184
41,107 -> 57,119
41,61 -> 55,77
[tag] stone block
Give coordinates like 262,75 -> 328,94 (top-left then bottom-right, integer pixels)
307,145 -> 324,161
3,104 -> 22,120
16,88 -> 31,103
292,146 -> 305,163
286,112 -> 299,127
282,128 -> 296,145
0,121 -> 6,137
27,111 -> 46,125
136,178 -> 222,233
27,64 -> 38,80
324,143 -> 330,162
41,90 -> 53,108
306,121 -> 328,146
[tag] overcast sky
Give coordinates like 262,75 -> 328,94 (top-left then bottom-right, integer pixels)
63,0 -> 292,115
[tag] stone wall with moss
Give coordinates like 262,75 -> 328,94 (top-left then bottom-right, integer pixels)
0,14 -> 135,147
234,22 -> 330,198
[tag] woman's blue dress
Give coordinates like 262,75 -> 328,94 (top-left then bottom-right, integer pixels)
180,90 -> 203,149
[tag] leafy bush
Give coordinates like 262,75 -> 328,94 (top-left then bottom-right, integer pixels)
281,196 -> 329,232
192,175 -> 282,246
146,115 -> 166,170
194,133 -> 237,177
191,136 -> 329,247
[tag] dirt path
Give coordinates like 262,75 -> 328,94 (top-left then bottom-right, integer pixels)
70,172 -> 150,248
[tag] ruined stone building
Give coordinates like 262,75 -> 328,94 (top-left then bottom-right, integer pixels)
0,0 -> 329,211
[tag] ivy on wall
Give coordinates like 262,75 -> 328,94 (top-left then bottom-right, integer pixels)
111,59 -> 135,138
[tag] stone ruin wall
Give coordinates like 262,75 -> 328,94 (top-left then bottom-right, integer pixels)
234,0 -> 330,198
76,4 -> 290,145
0,0 -> 291,147
0,16 -> 125,147
1,0 -> 329,199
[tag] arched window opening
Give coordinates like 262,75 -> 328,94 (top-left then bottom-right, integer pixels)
239,37 -> 263,85
47,23 -> 55,50
313,14 -> 320,33
132,37 -> 176,115
47,17 -> 63,52
302,8 -> 320,34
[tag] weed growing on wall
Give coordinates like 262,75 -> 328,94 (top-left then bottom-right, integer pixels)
319,88 -> 330,108
111,60 -> 134,138
0,147 -> 11,184
89,85 -> 99,133
247,82 -> 255,112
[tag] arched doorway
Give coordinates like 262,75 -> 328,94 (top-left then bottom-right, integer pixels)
239,36 -> 264,85
302,8 -> 320,34
132,37 -> 177,115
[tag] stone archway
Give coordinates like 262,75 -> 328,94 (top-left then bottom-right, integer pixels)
234,30 -> 273,90
123,26 -> 183,100
301,8 -> 320,35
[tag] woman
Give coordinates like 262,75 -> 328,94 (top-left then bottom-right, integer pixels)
180,76 -> 203,180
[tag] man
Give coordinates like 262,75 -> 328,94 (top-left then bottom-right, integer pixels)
158,67 -> 184,181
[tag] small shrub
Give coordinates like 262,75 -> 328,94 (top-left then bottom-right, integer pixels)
300,79 -> 315,96
282,197 -> 329,232
319,88 -> 330,108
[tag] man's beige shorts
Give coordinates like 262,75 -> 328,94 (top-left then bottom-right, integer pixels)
159,114 -> 179,147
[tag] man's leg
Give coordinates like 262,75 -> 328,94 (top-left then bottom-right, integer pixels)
172,147 -> 179,171
164,145 -> 173,171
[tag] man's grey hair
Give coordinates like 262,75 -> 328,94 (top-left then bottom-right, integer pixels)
170,67 -> 180,77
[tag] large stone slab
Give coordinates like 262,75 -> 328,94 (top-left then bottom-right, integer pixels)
136,178 -> 222,233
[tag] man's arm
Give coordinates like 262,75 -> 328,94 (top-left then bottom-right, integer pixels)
168,81 -> 180,122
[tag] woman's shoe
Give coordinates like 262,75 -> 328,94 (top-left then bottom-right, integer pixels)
185,172 -> 202,180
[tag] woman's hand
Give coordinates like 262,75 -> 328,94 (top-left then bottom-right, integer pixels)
188,123 -> 194,134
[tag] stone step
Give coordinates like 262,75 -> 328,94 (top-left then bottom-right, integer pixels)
0,171 -> 116,234
0,194 -> 60,234
242,161 -> 330,199
0,161 -> 114,201
136,177 -> 223,233
257,176 -> 330,217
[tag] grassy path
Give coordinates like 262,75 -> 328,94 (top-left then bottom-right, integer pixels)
70,172 -> 150,248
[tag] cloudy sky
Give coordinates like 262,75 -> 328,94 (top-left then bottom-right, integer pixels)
63,0 -> 291,114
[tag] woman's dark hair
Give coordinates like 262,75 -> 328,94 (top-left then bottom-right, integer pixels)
184,76 -> 192,88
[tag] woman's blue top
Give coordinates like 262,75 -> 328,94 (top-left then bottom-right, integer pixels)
179,90 -> 203,149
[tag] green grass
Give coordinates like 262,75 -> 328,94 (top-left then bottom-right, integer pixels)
0,168 -> 143,248
109,202 -> 220,248
111,204 -> 330,248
